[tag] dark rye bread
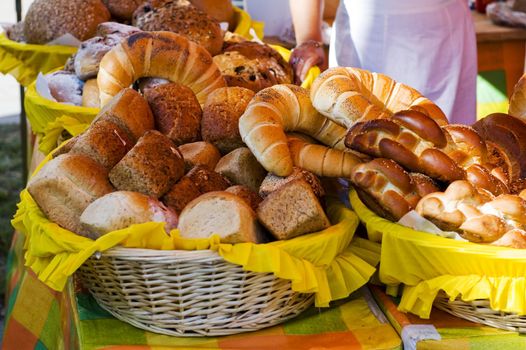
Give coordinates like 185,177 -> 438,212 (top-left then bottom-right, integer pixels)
259,167 -> 325,198
215,147 -> 266,192
144,83 -> 202,145
69,119 -> 134,170
201,87 -> 254,154
162,176 -> 202,213
109,130 -> 185,198
257,179 -> 330,240
226,185 -> 262,212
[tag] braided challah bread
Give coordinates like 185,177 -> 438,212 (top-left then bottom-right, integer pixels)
310,67 -> 448,129
97,31 -> 226,106
238,84 -> 348,176
509,73 -> 526,119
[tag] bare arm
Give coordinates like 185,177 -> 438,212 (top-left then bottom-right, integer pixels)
289,0 -> 327,83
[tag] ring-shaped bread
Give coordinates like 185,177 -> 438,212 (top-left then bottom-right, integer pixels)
97,31 -> 226,106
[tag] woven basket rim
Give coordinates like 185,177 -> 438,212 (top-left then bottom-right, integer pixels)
98,246 -> 224,261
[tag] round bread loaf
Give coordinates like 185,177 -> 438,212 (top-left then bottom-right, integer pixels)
144,83 -> 202,145
178,142 -> 221,171
103,0 -> 144,20
132,0 -> 223,56
189,0 -> 235,27
201,87 -> 254,154
24,0 -> 110,44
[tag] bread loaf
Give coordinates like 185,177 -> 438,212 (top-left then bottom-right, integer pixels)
46,71 -> 84,106
80,191 -> 178,239
144,83 -> 202,145
215,147 -> 267,192
310,67 -> 448,129
27,154 -> 114,236
509,73 -> 526,119
109,131 -> 185,197
103,0 -> 144,21
257,180 -> 330,240
69,119 -> 134,170
189,0 -> 235,27
350,158 -> 421,221
24,0 -> 110,44
132,0 -> 223,56
179,141 -> 221,172
93,88 -> 155,142
186,165 -> 231,193
162,176 -> 202,213
97,31 -> 226,106
225,185 -> 262,212
178,191 -> 265,244
201,87 -> 254,154
259,167 -> 325,199
491,229 -> 526,249
82,79 -> 100,108
239,84 -> 348,176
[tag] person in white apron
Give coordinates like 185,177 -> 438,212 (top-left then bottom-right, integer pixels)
290,0 -> 477,125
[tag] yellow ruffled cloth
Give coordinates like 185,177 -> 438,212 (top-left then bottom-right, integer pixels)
0,33 -> 77,87
349,188 -> 526,318
12,155 -> 378,307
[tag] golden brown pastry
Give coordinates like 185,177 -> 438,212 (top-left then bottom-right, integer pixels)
201,87 -> 254,154
24,0 -> 110,44
82,79 -> 100,108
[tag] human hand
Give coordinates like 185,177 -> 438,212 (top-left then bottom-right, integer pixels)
290,40 -> 327,84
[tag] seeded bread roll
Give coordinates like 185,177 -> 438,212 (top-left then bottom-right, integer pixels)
259,167 -> 325,198
226,185 -> 262,212
24,0 -> 110,44
178,191 -> 265,244
27,154 -> 114,236
162,176 -> 202,213
132,0 -> 223,56
178,141 -> 221,172
109,130 -> 185,198
186,165 -> 231,193
70,119 -> 134,170
102,0 -> 144,20
257,180 -> 330,240
215,147 -> 267,193
201,87 -> 254,154
144,83 -> 202,145
189,0 -> 235,27
80,191 -> 178,239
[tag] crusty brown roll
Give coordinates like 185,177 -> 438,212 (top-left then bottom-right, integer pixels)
132,0 -> 223,56
350,158 -> 421,221
24,0 -> 110,44
82,79 -> 100,108
189,0 -> 235,27
179,191 -> 265,244
46,70 -> 84,106
93,88 -> 155,142
186,165 -> 231,193
69,119 -> 134,170
288,135 -> 363,179
259,167 -> 325,199
27,154 -> 114,236
80,191 -> 178,239
509,73 -> 526,119
226,185 -> 262,212
109,130 -> 185,198
310,67 -> 448,129
213,41 -> 293,93
214,147 -> 267,193
257,179 -> 330,240
97,31 -> 226,106
103,0 -> 144,21
239,84 -> 348,176
162,176 -> 202,214
144,83 -> 202,145
201,87 -> 254,154
179,141 -> 221,172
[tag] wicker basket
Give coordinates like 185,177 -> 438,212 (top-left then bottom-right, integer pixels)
434,292 -> 526,333
77,247 -> 314,337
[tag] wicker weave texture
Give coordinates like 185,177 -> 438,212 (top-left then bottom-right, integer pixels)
434,292 -> 526,333
77,248 -> 314,336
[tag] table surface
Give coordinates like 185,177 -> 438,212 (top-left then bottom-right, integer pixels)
473,10 -> 526,42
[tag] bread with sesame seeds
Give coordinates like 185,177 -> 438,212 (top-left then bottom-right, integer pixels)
24,0 -> 110,44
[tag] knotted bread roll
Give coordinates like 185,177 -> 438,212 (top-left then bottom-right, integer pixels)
97,31 -> 226,106
310,67 -> 448,128
239,84 -> 348,176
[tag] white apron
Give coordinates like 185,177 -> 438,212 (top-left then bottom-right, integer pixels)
329,0 -> 477,125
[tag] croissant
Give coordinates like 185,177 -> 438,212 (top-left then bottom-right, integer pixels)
238,84 -> 348,176
97,31 -> 226,106
287,135 -> 364,178
310,67 -> 448,129
509,73 -> 526,119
